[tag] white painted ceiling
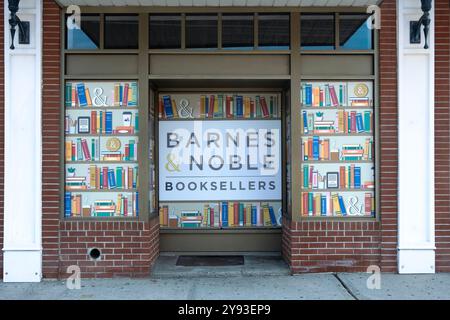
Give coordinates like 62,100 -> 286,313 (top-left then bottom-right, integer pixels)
55,0 -> 382,7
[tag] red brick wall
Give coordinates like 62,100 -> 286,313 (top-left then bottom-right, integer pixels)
282,0 -> 398,273
0,2 -> 4,280
59,218 -> 159,278
435,0 -> 450,272
377,0 -> 398,273
40,0 -> 160,279
42,0 -> 62,279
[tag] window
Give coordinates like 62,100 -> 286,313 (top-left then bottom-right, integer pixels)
301,14 -> 335,50
186,14 -> 218,49
66,14 -> 100,50
149,14 -> 182,49
339,14 -> 373,50
222,14 -> 254,49
104,15 -> 139,49
258,14 -> 290,49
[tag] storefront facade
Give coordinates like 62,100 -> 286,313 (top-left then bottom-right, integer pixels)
0,0 -> 449,281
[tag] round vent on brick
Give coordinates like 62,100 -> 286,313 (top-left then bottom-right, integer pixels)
88,248 -> 102,261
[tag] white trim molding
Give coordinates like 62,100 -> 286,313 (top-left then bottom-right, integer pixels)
3,0 -> 43,282
397,0 -> 435,273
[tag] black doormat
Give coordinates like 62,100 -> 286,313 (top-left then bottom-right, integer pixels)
176,255 -> 244,267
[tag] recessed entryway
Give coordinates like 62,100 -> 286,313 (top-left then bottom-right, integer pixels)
152,254 -> 290,278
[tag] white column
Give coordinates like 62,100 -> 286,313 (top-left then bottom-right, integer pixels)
3,0 -> 42,282
397,0 -> 435,273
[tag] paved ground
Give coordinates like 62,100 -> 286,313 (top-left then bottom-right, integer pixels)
1,255 -> 450,300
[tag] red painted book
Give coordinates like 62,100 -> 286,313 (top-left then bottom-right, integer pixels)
102,167 -> 108,189
260,97 -> 270,118
208,95 -> 215,118
210,208 -> 214,227
81,139 -> 91,161
234,202 -> 239,227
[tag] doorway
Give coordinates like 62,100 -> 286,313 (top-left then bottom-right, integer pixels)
151,80 -> 289,254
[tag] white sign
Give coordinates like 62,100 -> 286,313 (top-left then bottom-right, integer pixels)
159,120 -> 282,201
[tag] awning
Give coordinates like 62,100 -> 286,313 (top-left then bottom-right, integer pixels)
55,0 -> 382,7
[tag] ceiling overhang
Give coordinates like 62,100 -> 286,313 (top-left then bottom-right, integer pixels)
55,0 -> 383,8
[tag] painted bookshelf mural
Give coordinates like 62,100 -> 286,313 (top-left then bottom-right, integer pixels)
158,92 -> 281,120
158,91 -> 282,229
64,81 -> 139,218
300,81 -> 375,218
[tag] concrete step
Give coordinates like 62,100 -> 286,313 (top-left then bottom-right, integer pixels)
151,255 -> 291,278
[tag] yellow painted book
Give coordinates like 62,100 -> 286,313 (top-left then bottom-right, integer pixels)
89,165 -> 96,189
345,167 -> 349,189
228,202 -> 234,227
116,194 -> 122,216
65,141 -> 72,161
172,99 -> 178,118
200,95 -> 206,118
159,207 -> 164,225
114,83 -> 120,106
313,87 -> 320,107
314,194 -> 321,216
203,205 -> 209,227
85,88 -> 92,106
214,96 -> 219,117
263,205 -> 271,226
244,97 -> 251,118
245,204 -> 252,226
332,194 -> 341,215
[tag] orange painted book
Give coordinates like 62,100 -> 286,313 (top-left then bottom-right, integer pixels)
339,166 -> 346,189
91,111 -> 97,134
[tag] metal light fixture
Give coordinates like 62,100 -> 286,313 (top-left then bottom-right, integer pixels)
410,0 -> 432,49
8,0 -> 30,50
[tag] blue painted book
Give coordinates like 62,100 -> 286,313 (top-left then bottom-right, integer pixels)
76,83 -> 88,107
119,84 -> 123,106
308,192 -> 314,216
305,84 -> 312,106
105,111 -> 113,134
239,203 -> 244,226
134,112 -> 139,133
268,206 -> 277,226
302,110 -> 308,133
133,167 -> 138,188
354,166 -> 361,189
236,95 -> 244,117
135,192 -> 139,217
221,202 -> 228,227
205,96 -> 209,118
338,196 -> 347,216
356,113 -> 364,133
65,83 -> 72,107
364,111 -> 371,132
128,82 -> 138,106
162,95 -> 174,118
312,136 -> 320,160
64,192 -> 72,217
321,195 -> 327,216
251,205 -> 257,226
108,169 -> 116,189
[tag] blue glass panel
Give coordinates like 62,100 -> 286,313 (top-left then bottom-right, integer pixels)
339,14 -> 373,50
66,15 -> 100,50
67,29 -> 98,50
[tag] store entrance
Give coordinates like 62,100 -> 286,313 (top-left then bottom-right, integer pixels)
151,80 -> 288,253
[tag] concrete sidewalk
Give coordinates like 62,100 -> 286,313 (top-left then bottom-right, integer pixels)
1,273 -> 450,300
0,273 -> 450,300
1,255 -> 450,300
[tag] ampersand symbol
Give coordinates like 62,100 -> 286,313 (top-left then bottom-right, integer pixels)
93,87 -> 108,107
347,196 -> 363,215
165,153 -> 181,172
178,98 -> 194,118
